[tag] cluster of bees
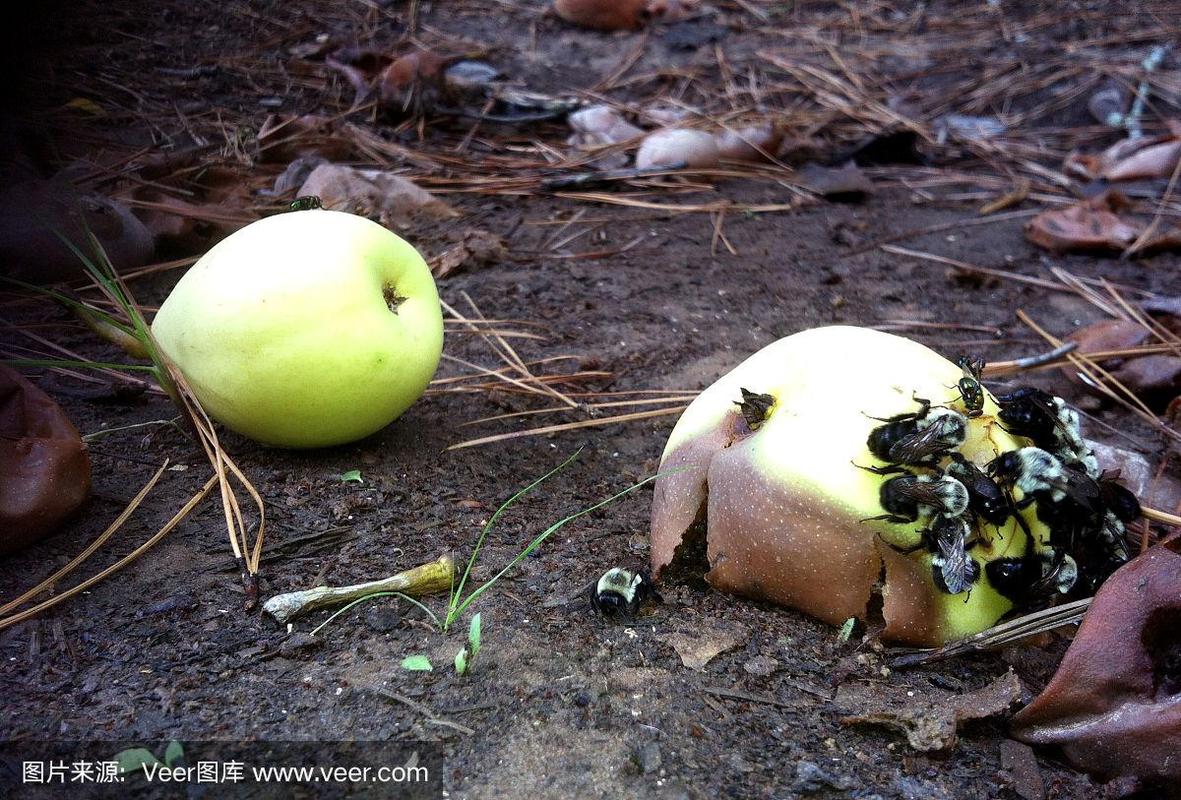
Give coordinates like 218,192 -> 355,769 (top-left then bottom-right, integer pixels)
863,357 -> 1141,611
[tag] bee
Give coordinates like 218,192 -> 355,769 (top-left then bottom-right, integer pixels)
986,446 -> 1124,575
987,447 -> 1107,537
590,568 -> 660,618
986,545 -> 1078,610
888,514 -> 980,596
736,388 -> 776,431
862,469 -> 969,525
945,453 -> 1015,528
866,397 -> 968,469
1098,471 -> 1142,524
995,387 -> 1098,478
954,355 -> 986,418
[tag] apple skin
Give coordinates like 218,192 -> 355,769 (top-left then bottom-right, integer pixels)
151,210 -> 443,448
650,326 -> 1048,647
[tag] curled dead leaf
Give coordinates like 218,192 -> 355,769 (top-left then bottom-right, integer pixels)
567,105 -> 645,169
0,366 -> 91,555
257,114 -> 359,163
553,0 -> 647,31
798,162 -> 872,201
1025,192 -> 1139,253
0,181 -> 154,283
1065,124 -> 1181,182
1025,191 -> 1181,255
1112,355 -> 1181,412
645,0 -> 701,23
378,50 -> 447,113
429,229 -> 507,279
296,164 -> 457,228
635,128 -> 719,169
714,123 -> 783,163
1011,541 -> 1181,796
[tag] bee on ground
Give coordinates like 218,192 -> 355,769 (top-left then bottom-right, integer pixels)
590,567 -> 660,619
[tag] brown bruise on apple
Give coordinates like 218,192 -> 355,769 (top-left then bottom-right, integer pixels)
704,449 -> 881,626
650,326 -> 1038,647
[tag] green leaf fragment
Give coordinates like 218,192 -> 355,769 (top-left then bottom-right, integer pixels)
401,655 -> 433,672
115,748 -> 160,775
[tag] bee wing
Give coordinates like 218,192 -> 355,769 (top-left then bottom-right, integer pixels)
934,518 -> 976,594
891,480 -> 940,505
887,424 -> 949,464
1061,471 -> 1105,516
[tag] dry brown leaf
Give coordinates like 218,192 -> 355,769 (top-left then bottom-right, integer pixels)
1025,191 -> 1181,255
635,128 -> 719,169
1065,125 -> 1181,182
430,229 -> 507,279
714,123 -> 783,163
1011,541 -> 1181,796
0,366 -> 91,555
798,162 -> 872,200
0,180 -> 154,283
296,164 -> 457,227
1025,192 -> 1139,253
257,114 -> 359,163
841,670 -> 1023,752
1112,355 -> 1181,411
1066,318 -> 1152,357
659,622 -> 746,670
645,0 -> 701,23
378,50 -> 447,112
553,0 -> 647,31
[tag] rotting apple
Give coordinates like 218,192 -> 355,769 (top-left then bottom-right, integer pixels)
650,325 -> 1048,647
151,209 -> 443,448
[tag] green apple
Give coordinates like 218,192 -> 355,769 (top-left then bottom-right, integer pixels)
650,326 -> 1047,646
151,209 -> 443,448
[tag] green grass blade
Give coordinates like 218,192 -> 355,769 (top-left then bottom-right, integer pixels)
0,276 -> 137,337
446,448 -> 583,626
310,592 -> 397,637
450,471 -> 663,620
391,592 -> 442,629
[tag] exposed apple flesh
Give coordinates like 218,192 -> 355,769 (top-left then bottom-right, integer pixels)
151,210 -> 443,448
650,325 -> 1046,646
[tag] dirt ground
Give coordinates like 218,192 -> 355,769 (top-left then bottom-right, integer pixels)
3,1 -> 1180,798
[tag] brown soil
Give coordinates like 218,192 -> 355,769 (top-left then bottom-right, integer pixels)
2,1 -> 1179,798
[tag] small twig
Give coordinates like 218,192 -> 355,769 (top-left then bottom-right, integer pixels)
982,342 -> 1078,376
263,553 -> 456,625
367,687 -> 475,735
889,599 -> 1092,667
1143,505 -> 1181,527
